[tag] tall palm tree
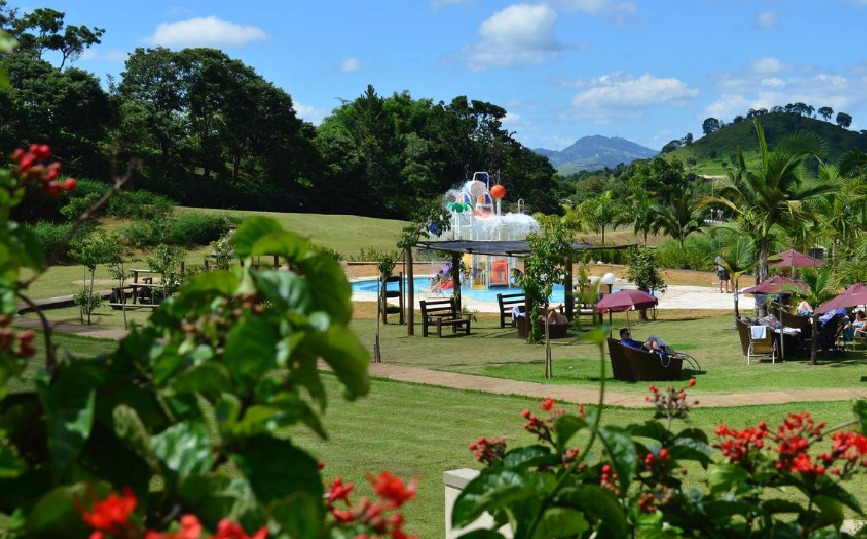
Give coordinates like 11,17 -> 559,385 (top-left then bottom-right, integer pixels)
715,235 -> 756,321
813,163 -> 867,259
614,190 -> 655,246
698,119 -> 834,283
799,269 -> 839,365
650,184 -> 703,250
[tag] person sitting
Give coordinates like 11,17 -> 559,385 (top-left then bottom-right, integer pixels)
796,300 -> 813,317
619,328 -> 645,350
544,305 -> 568,326
852,310 -> 867,338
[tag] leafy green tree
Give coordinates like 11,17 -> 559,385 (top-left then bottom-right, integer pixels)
625,248 -> 666,320
650,185 -> 703,250
0,3 -> 104,69
574,191 -> 618,245
818,106 -> 834,121
518,215 -> 573,376
145,243 -> 186,299
836,111 -> 853,128
799,268 -> 839,365
698,119 -> 833,284
702,117 -> 721,135
69,229 -> 119,324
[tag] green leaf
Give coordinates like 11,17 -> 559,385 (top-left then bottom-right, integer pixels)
111,404 -> 159,473
297,254 -> 353,325
759,498 -> 802,515
299,326 -> 369,401
269,492 -> 324,539
171,270 -> 240,310
815,480 -> 863,514
557,485 -> 628,538
454,531 -> 507,539
553,415 -> 589,452
26,483 -> 105,538
170,361 -> 233,397
231,217 -> 310,261
812,495 -> 845,530
628,421 -> 670,443
502,445 -> 554,469
37,369 -> 97,480
231,436 -> 324,507
0,445 -> 26,478
667,437 -> 713,467
531,507 -> 588,539
452,469 -> 551,528
597,426 -> 637,496
702,499 -> 755,520
853,400 -> 867,434
179,474 -> 258,530
150,421 -> 214,478
707,463 -> 750,495
223,316 -> 279,390
254,270 -> 313,314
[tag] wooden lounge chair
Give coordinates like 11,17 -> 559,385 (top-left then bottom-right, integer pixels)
747,325 -> 776,365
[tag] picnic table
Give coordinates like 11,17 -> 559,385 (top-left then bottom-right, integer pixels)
109,282 -> 161,309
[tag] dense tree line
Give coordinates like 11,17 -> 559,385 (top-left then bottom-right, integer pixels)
0,3 -> 561,221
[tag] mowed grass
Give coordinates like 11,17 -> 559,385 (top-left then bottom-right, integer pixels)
22,334 -> 867,538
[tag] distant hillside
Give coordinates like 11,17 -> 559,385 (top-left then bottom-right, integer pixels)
535,135 -> 658,174
669,112 -> 867,176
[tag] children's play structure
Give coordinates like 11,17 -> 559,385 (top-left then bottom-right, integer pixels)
428,172 -> 540,290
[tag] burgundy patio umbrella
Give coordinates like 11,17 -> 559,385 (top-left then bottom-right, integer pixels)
815,283 -> 867,314
769,249 -> 825,275
596,289 -> 658,329
739,275 -> 810,295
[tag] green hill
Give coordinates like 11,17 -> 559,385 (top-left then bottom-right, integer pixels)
668,112 -> 867,176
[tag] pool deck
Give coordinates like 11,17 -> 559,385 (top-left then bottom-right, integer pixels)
352,277 -> 754,313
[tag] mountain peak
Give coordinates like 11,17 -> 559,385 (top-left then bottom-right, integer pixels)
534,135 -> 658,173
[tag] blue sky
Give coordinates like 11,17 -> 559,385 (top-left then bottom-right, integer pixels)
20,0 -> 867,151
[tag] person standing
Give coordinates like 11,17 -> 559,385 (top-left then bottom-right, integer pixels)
715,256 -> 731,293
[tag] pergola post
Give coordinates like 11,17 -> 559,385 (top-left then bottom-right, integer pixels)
564,253 -> 574,320
451,251 -> 461,311
405,246 -> 414,335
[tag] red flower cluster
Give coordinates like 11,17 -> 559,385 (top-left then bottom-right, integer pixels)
715,421 -> 771,467
646,379 -> 698,424
81,487 -> 137,538
10,144 -> 76,196
80,488 -> 267,539
599,463 -> 620,496
0,314 -> 36,358
325,472 -> 418,539
469,436 -> 506,465
820,431 -> 867,477
774,411 -> 826,475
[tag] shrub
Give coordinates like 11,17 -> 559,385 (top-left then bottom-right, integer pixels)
163,213 -> 237,246
654,236 -> 716,271
312,242 -> 343,261
105,189 -> 176,220
31,220 -> 74,260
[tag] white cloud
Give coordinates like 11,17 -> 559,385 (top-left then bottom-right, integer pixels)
753,10 -> 779,29
561,73 -> 698,123
79,49 -> 127,62
339,58 -> 360,72
294,103 -> 328,126
760,77 -> 785,88
501,111 -> 522,125
144,16 -> 269,48
463,4 -> 577,70
750,57 -> 786,75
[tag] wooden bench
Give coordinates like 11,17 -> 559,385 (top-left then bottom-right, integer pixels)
420,298 -> 471,337
108,284 -> 161,310
497,292 -> 526,328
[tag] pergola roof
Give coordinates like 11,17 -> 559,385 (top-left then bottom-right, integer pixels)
415,239 -> 636,257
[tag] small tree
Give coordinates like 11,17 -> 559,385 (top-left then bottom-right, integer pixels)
518,216 -> 571,378
69,229 -> 119,325
145,243 -> 186,301
625,248 -> 667,320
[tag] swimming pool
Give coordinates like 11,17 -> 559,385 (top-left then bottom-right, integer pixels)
351,277 -> 570,303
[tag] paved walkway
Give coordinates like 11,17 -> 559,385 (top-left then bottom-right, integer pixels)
14,316 -> 866,408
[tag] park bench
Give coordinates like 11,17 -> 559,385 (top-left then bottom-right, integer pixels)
419,297 -> 471,337
496,292 -> 526,328
108,283 -> 161,310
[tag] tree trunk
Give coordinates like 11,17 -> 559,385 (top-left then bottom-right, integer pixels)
87,269 -> 96,326
405,247 -> 414,336
810,317 -> 819,365
544,317 -> 553,378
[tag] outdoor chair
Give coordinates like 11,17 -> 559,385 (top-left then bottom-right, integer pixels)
816,313 -> 846,359
747,325 -> 777,365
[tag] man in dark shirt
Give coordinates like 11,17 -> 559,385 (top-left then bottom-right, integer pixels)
619,328 -> 645,350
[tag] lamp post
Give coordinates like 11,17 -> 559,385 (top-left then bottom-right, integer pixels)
600,272 -> 616,326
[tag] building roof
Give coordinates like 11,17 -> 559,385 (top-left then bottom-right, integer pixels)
415,239 -> 636,257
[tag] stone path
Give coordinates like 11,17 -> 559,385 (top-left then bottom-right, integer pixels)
14,316 -> 866,408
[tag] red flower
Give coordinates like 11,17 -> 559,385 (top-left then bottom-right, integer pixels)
368,471 -> 417,509
81,487 -> 137,536
212,519 -> 268,539
540,397 -> 555,411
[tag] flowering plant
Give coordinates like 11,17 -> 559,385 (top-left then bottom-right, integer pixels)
454,357 -> 867,538
0,141 -> 419,538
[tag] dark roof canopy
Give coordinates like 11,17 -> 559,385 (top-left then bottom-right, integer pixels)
415,240 -> 635,258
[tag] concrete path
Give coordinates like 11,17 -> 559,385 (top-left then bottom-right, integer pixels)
14,316 -> 866,408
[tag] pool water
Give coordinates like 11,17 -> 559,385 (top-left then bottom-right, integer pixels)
351,277 -> 570,303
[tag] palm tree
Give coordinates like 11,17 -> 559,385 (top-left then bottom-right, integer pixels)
698,119 -> 834,284
715,235 -> 756,321
813,163 -> 867,259
650,184 -> 703,250
614,191 -> 655,246
799,269 -> 839,365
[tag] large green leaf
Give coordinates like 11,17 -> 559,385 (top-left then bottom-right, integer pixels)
296,254 -> 353,325
707,463 -> 750,495
552,415 -> 589,453
853,400 -> 867,434
298,326 -> 369,401
171,270 -> 240,310
628,421 -> 670,443
815,480 -> 863,514
557,485 -> 628,537
597,426 -> 637,496
231,436 -> 324,508
502,445 -> 554,469
37,369 -> 97,480
231,217 -> 309,261
0,445 -> 25,478
111,404 -> 159,473
667,437 -> 712,467
150,421 -> 214,478
531,507 -> 588,539
26,483 -> 104,538
223,316 -> 279,390
170,361 -> 233,397
269,492 -> 324,539
811,495 -> 845,530
452,469 -> 551,528
179,474 -> 258,530
455,531 -> 507,539
254,270 -> 313,314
